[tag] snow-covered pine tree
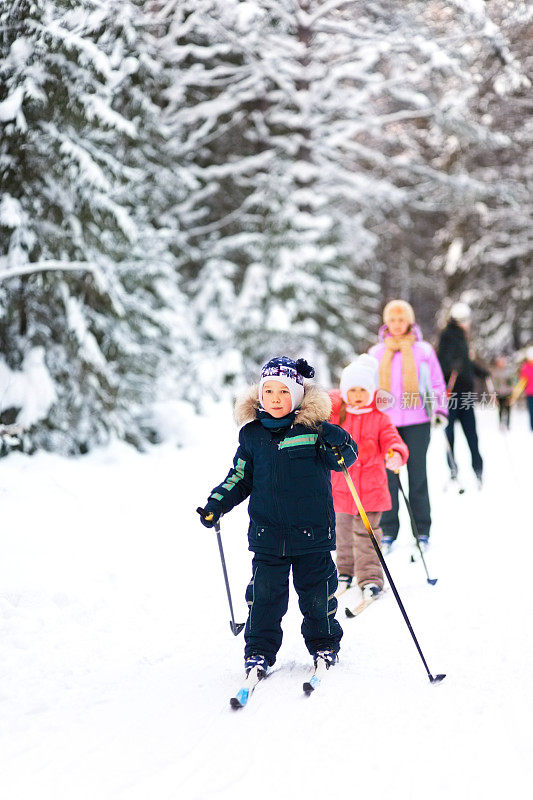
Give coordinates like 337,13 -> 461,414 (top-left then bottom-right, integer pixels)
0,0 -> 188,452
164,0 -> 526,389
345,0 -> 531,351
163,0 -> 387,391
428,0 -> 532,355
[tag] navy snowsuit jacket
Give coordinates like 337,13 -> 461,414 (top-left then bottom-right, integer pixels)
206,385 -> 357,557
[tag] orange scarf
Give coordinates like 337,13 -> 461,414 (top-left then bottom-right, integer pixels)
378,334 -> 420,408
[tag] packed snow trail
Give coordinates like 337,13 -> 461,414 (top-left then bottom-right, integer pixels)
0,408 -> 531,798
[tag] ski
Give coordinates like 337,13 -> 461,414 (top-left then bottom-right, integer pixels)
445,475 -> 465,494
335,581 -> 357,598
345,591 -> 383,618
230,666 -> 265,709
303,656 -> 330,695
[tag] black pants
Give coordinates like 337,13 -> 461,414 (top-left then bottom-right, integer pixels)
528,396 -> 533,431
445,404 -> 483,475
244,551 -> 342,666
497,395 -> 511,429
381,422 -> 431,542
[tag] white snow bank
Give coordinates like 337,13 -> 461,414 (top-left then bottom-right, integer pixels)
0,404 -> 531,798
141,399 -> 205,447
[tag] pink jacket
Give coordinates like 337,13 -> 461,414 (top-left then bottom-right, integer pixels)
520,361 -> 533,396
369,324 -> 448,428
329,391 -> 409,515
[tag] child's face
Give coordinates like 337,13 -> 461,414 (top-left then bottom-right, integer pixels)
347,387 -> 370,408
262,380 -> 293,417
386,312 -> 410,337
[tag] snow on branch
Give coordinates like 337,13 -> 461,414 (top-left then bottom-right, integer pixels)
304,0 -> 358,28
80,93 -> 137,137
0,261 -> 97,282
191,150 -> 274,181
0,86 -> 24,123
28,18 -> 114,81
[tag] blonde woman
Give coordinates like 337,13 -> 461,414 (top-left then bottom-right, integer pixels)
369,300 -> 447,550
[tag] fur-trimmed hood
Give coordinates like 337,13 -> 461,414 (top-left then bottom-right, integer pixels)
235,383 -> 332,429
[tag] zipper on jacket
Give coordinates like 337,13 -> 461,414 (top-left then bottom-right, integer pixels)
271,434 -> 286,556
271,429 -> 293,556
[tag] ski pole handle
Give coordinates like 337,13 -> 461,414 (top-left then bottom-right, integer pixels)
196,507 -> 220,531
196,506 -> 214,522
387,448 -> 400,474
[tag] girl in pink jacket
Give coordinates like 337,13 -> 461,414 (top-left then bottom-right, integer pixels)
330,354 -> 409,598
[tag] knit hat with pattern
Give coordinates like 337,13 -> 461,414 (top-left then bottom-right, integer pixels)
258,356 -> 315,412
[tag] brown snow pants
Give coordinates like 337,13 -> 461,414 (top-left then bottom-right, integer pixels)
335,511 -> 384,590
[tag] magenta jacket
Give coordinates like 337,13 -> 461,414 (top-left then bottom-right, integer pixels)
520,361 -> 533,396
369,324 -> 448,428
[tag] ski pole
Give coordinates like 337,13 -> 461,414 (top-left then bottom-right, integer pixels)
331,447 -> 445,684
391,466 -> 437,585
196,508 -> 245,636
446,370 -> 458,398
442,431 -> 465,493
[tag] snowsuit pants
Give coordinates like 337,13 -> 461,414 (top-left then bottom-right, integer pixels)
244,551 -> 342,666
335,511 -> 384,590
381,422 -> 431,542
445,404 -> 483,475
527,396 -> 533,431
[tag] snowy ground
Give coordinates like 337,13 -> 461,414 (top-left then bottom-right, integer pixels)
1,404 -> 532,799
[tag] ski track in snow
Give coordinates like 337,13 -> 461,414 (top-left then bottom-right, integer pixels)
0,407 -> 532,798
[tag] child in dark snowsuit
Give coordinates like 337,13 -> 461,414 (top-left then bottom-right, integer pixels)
198,356 -> 358,675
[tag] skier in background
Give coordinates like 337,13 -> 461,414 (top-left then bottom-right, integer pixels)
329,354 -> 409,598
437,302 -> 489,485
490,356 -> 516,431
369,300 -> 447,551
509,346 -> 533,430
197,356 -> 357,678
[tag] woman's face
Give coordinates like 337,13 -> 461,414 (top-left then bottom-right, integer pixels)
386,312 -> 410,337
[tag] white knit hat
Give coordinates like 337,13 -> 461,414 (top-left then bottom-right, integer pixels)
450,302 -> 472,323
340,354 -> 379,402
